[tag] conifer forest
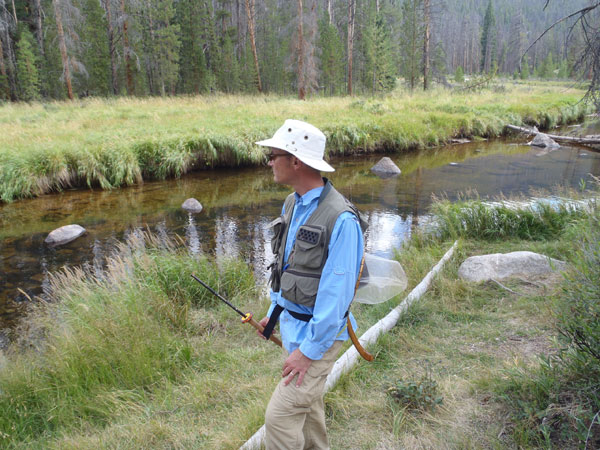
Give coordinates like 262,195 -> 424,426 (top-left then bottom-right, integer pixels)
0,0 -> 598,102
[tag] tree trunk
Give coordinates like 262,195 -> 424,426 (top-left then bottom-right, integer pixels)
10,0 -> 17,24
0,36 -> 8,98
423,0 -> 430,90
244,0 -> 262,92
102,0 -> 118,95
121,0 -> 133,95
297,0 -> 305,100
327,0 -> 332,24
52,0 -> 74,100
347,0 -> 355,95
32,0 -> 45,57
0,0 -> 17,100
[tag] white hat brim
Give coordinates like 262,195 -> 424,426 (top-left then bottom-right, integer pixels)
255,138 -> 335,172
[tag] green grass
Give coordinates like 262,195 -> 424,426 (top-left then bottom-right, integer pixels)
0,80 -> 591,202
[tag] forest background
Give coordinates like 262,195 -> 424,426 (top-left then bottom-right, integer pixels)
0,0 -> 595,102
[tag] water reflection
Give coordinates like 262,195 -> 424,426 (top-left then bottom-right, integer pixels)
1,135 -> 600,332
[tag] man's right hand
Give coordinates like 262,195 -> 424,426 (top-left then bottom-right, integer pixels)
257,316 -> 270,340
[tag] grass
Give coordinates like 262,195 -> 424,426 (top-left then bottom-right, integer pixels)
0,80 -> 591,202
0,196 -> 597,448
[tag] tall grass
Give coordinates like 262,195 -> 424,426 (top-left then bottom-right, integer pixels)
431,198 -> 590,241
0,81 -> 591,202
0,232 -> 256,446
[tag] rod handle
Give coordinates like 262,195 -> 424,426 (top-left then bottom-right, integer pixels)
243,313 -> 283,348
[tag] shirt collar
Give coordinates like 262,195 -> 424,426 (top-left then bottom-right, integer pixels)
294,185 -> 324,206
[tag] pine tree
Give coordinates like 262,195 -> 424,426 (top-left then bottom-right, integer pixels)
217,30 -> 240,92
399,0 -> 422,90
520,57 -> 529,79
15,27 -> 40,101
454,65 -> 464,82
540,51 -> 555,79
318,12 -> 344,95
78,0 -> 110,96
140,0 -> 181,96
374,13 -> 396,93
176,0 -> 208,94
480,0 -> 496,73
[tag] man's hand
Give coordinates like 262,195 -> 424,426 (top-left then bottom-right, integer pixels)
257,316 -> 270,339
282,348 -> 313,387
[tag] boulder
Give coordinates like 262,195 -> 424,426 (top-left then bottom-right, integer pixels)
371,157 -> 401,178
44,224 -> 86,247
529,133 -> 560,149
182,198 -> 203,213
458,251 -> 567,282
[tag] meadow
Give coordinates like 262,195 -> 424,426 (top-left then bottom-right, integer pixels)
0,80 -> 591,203
0,193 -> 597,448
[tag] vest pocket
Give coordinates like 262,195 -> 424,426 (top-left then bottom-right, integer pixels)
269,215 -> 285,255
292,225 -> 326,269
280,271 -> 319,307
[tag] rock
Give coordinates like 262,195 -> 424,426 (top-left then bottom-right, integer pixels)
458,251 -> 567,282
44,224 -> 86,247
182,198 -> 203,213
370,157 -> 401,178
451,138 -> 471,144
449,162 -> 459,166
529,133 -> 560,149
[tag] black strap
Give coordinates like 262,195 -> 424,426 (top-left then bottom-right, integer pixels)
261,304 -> 348,340
262,305 -> 284,340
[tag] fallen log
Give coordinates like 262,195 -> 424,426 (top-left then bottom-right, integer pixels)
506,124 -> 600,146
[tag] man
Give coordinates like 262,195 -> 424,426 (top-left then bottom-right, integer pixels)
255,119 -> 366,449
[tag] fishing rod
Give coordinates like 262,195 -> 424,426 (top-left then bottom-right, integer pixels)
190,274 -> 282,348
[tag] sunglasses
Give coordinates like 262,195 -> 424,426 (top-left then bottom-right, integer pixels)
267,152 -> 292,162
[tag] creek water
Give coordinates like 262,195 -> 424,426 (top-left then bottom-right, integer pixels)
1,125 -> 600,335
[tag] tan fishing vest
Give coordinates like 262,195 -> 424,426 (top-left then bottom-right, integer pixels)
269,180 -> 368,307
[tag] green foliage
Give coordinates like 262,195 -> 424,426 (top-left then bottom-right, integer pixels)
480,0 -> 497,73
15,27 -> 40,101
77,0 -> 110,96
387,368 -> 443,411
454,66 -> 465,83
318,14 -> 345,95
399,0 -> 423,90
373,14 -> 397,93
556,208 -> 600,377
539,52 -> 555,79
521,58 -> 530,79
176,0 -> 210,94
432,200 -> 587,241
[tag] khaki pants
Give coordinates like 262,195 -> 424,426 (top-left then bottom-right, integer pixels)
265,341 -> 343,450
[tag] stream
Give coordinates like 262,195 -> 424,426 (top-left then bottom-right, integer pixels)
1,123 -> 599,337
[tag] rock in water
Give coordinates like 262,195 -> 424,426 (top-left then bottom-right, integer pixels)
45,224 -> 86,247
182,198 -> 203,213
530,133 -> 560,149
458,251 -> 567,282
371,157 -> 401,178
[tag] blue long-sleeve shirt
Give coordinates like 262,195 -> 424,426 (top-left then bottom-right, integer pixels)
268,185 -> 363,360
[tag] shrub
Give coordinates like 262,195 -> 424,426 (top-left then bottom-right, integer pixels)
387,369 -> 443,412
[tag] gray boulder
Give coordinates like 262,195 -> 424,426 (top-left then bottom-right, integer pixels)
529,133 -> 560,149
458,251 -> 567,282
45,224 -> 86,247
371,157 -> 401,178
182,198 -> 203,213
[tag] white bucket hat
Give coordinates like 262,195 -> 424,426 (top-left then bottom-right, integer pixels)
255,119 -> 334,172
